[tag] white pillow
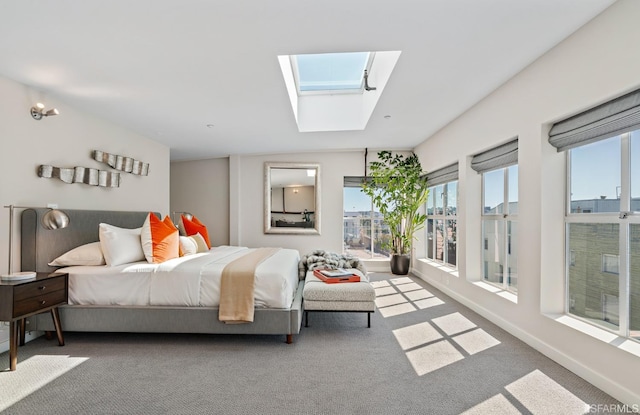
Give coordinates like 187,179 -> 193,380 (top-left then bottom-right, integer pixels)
99,223 -> 145,266
179,236 -> 198,256
48,242 -> 105,266
190,233 -> 209,253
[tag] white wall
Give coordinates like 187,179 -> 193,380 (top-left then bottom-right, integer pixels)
232,151 -> 366,254
173,150 -> 398,272
0,75 -> 171,273
170,158 -> 230,246
413,0 -> 640,405
0,75 -> 170,352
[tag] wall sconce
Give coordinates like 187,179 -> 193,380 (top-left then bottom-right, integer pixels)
30,103 -> 59,120
293,189 -> 299,194
2,205 -> 70,279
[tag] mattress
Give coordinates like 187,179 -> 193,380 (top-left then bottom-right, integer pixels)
59,246 -> 300,309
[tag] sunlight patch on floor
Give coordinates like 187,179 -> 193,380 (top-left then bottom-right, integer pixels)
505,369 -> 590,414
389,277 -> 413,285
461,394 -> 521,415
392,321 -> 443,350
452,328 -> 501,355
0,354 -> 88,412
378,303 -> 417,318
370,280 -> 391,288
432,312 -> 477,335
414,297 -> 445,309
374,286 -> 397,296
406,339 -> 464,376
404,289 -> 433,301
375,275 -> 441,319
374,275 -> 502,377
395,282 -> 423,292
375,293 -> 407,308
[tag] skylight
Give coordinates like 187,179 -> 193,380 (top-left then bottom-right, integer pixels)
278,50 -> 401,132
294,52 -> 371,93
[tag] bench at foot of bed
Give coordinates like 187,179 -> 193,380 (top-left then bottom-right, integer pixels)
302,269 -> 375,327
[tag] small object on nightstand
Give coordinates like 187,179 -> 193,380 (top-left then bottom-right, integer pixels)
1,271 -> 36,281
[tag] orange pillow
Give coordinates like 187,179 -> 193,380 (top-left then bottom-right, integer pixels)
141,213 -> 180,263
182,214 -> 211,248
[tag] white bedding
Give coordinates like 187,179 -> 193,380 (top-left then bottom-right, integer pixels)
59,246 -> 300,309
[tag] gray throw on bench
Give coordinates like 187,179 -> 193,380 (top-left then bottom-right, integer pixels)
298,250 -> 366,279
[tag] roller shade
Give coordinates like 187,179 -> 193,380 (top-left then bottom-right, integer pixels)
549,88 -> 640,152
471,139 -> 518,173
343,176 -> 375,188
426,163 -> 458,186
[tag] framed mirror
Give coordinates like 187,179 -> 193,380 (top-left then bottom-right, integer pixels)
264,162 -> 321,234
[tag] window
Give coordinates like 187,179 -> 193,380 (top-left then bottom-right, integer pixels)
343,179 -> 390,259
425,163 -> 458,267
278,51 -> 400,133
602,254 -> 620,275
565,132 -> 640,337
294,52 -> 372,93
472,139 -> 519,293
549,88 -> 640,339
481,166 -> 518,292
426,181 -> 458,266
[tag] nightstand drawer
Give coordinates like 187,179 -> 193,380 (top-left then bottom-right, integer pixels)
13,289 -> 67,317
14,277 -> 66,302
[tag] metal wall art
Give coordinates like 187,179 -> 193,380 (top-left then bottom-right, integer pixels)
93,150 -> 149,176
38,165 -> 121,188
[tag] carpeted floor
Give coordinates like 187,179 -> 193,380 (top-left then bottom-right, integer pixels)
0,273 -> 623,414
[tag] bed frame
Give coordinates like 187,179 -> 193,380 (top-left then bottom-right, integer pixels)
21,208 -> 304,343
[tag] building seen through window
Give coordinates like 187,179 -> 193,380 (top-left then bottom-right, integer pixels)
566,130 -> 640,339
343,187 -> 390,259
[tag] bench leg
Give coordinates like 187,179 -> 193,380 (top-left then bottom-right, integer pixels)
368,312 -> 371,328
304,311 -> 309,327
286,334 -> 293,344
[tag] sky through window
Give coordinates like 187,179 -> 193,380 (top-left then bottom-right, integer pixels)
296,52 -> 370,92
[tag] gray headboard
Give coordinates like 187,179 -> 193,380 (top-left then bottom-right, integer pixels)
21,208 -> 157,273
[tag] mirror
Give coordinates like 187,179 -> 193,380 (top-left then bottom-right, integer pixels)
264,162 -> 321,234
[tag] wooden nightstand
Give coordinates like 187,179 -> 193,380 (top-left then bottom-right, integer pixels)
0,272 -> 68,371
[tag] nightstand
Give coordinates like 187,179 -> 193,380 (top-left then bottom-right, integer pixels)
0,272 -> 68,371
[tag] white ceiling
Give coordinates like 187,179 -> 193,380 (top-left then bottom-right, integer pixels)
0,0 -> 616,161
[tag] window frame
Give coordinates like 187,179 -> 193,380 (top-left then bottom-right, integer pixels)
342,186 -> 390,260
291,52 -> 376,96
481,165 -> 518,293
601,253 -> 620,275
425,180 -> 458,267
564,131 -> 640,339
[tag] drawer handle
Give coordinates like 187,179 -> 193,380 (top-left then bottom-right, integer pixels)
39,286 -> 46,290
40,300 -> 46,305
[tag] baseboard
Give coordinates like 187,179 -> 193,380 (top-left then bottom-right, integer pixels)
0,330 -> 42,355
411,268 -> 640,406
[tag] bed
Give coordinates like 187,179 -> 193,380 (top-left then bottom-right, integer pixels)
21,208 -> 304,343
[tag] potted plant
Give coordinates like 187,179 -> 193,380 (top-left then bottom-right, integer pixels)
361,151 -> 429,275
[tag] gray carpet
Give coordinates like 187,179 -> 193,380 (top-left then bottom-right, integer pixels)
0,273 -> 622,414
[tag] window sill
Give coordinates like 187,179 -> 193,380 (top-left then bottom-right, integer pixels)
417,259 -> 517,304
545,313 -> 640,358
472,281 -> 518,304
417,258 -> 459,277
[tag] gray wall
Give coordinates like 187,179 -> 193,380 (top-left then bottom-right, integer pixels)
170,157 -> 230,246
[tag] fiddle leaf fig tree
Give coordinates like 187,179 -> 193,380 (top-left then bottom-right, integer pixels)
361,151 -> 429,256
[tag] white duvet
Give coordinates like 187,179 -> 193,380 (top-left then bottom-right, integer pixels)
59,246 -> 300,309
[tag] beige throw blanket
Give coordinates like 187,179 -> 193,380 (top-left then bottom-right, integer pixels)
219,247 -> 280,324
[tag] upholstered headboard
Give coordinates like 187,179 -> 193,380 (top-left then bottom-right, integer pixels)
21,208 -> 156,273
